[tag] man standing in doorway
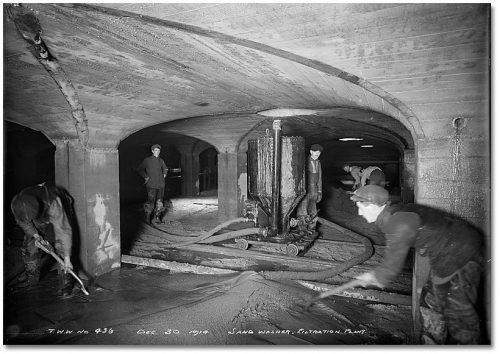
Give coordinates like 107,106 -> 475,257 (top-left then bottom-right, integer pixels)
297,144 -> 323,236
136,144 -> 168,224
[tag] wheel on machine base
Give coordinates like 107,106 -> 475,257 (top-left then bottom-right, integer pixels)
235,239 -> 249,250
286,243 -> 299,257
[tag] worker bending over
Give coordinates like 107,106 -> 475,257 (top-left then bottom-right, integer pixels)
10,183 -> 75,298
350,185 -> 484,344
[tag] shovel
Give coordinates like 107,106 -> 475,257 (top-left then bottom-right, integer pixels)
34,238 -> 90,296
304,279 -> 364,311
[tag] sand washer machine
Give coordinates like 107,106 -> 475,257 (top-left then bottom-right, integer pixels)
236,120 -> 320,256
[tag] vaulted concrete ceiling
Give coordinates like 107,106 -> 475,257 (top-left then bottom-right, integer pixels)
4,3 -> 486,154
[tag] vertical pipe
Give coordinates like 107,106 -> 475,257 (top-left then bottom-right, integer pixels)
271,120 -> 282,234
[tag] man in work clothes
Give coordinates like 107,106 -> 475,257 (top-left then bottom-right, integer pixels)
296,144 -> 323,235
10,183 -> 75,298
360,166 -> 386,188
350,185 -> 484,344
136,144 -> 168,224
343,164 -> 362,190
344,165 -> 385,190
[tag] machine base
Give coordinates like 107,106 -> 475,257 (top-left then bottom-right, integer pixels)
234,231 -> 319,257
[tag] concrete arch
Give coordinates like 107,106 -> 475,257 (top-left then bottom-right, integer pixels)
79,3 -> 425,147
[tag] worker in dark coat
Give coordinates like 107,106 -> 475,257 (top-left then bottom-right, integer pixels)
343,164 -> 362,190
344,165 -> 385,190
136,144 -> 168,223
350,185 -> 483,344
10,183 -> 75,298
359,166 -> 386,188
297,144 -> 323,235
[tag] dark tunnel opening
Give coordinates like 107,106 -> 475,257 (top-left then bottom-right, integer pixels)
199,147 -> 218,194
118,129 -> 220,253
3,121 -> 56,230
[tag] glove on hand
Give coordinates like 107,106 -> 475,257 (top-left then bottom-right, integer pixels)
33,235 -> 52,252
63,256 -> 74,273
356,272 -> 384,289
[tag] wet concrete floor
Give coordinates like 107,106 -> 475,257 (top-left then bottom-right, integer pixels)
4,189 -> 415,345
4,264 -> 413,345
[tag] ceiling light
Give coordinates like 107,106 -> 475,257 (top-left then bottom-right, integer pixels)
256,108 -> 319,117
361,145 -> 374,148
339,138 -> 363,141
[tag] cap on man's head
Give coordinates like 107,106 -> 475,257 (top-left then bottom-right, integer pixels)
11,193 -> 41,222
350,185 -> 389,205
151,144 -> 161,151
310,144 -> 323,152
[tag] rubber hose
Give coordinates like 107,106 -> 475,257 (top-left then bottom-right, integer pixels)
198,228 -> 262,244
142,217 -> 249,244
164,217 -> 252,248
261,217 -> 373,281
145,222 -> 200,239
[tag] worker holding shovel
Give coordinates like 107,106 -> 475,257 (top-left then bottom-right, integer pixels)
309,185 -> 484,344
10,183 -> 86,298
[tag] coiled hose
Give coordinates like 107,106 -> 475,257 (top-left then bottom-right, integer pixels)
145,215 -> 372,282
162,217 -> 256,248
260,217 -> 373,281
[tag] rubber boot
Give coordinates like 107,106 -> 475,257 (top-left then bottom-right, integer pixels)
13,261 -> 40,290
20,243 -> 41,288
153,211 -> 163,224
57,271 -> 74,299
153,200 -> 164,224
144,211 -> 153,224
296,215 -> 308,237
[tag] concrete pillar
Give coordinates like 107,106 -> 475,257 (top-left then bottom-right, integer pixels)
413,126 -> 490,340
237,151 -> 248,216
417,132 -> 489,231
54,139 -> 121,277
400,149 -> 416,203
178,147 -> 200,197
218,149 -> 239,221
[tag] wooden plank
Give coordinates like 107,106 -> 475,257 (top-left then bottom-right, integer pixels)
129,235 -> 413,294
121,254 -> 236,275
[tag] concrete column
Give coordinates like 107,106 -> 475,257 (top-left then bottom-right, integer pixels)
178,145 -> 200,197
400,149 -> 416,203
218,149 -> 239,221
413,130 -> 490,340
236,151 -> 248,217
54,139 -> 121,277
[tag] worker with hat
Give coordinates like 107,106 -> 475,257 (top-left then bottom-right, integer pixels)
136,144 -> 169,224
350,185 -> 484,344
343,165 -> 362,190
343,165 -> 385,190
296,144 -> 323,236
10,183 -> 75,298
